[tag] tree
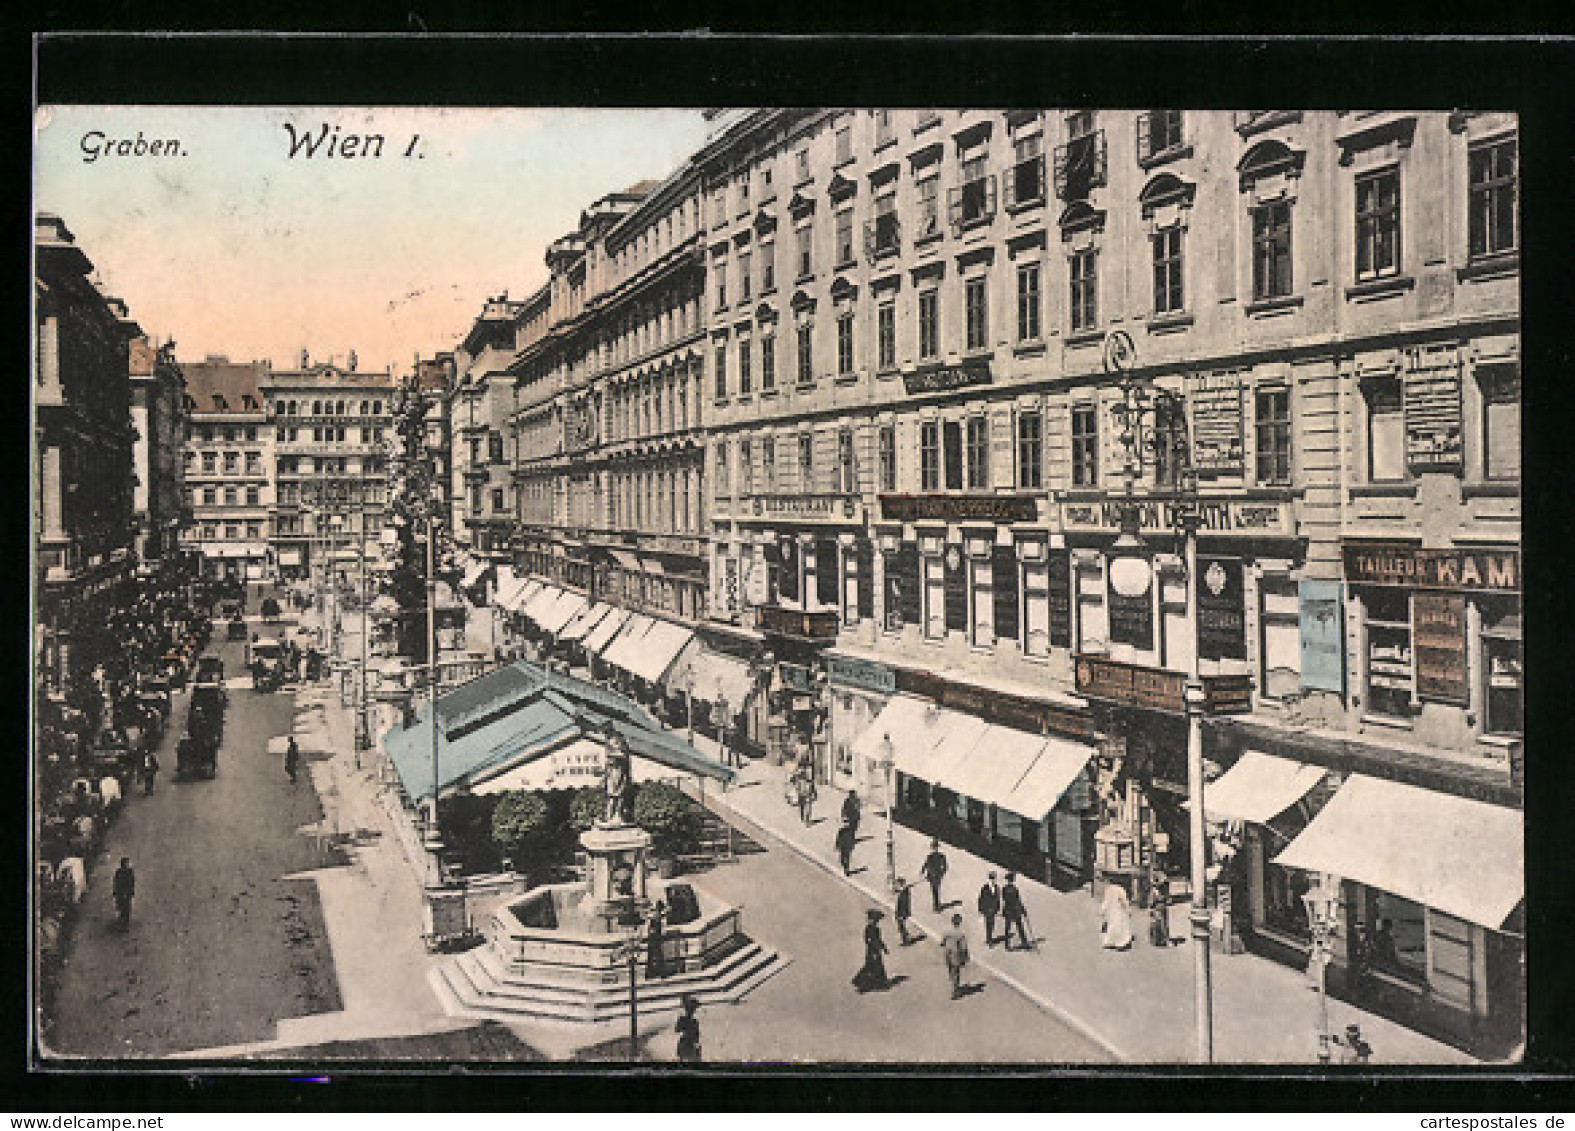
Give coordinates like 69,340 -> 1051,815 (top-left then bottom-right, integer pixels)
490,790 -> 555,872
633,781 -> 703,859
568,786 -> 603,836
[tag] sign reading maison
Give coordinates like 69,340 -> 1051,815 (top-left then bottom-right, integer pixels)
1342,543 -> 1519,592
881,494 -> 1039,523
1059,495 -> 1292,537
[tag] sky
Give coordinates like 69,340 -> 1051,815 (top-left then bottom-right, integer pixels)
33,105 -> 714,374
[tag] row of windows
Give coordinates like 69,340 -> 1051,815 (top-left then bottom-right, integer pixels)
274,425 -> 386,445
186,449 -> 264,474
270,398 -> 386,417
192,513 -> 387,542
187,424 -> 259,442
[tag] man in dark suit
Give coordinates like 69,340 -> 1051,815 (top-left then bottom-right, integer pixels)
1001,872 -> 1030,951
977,871 -> 1002,946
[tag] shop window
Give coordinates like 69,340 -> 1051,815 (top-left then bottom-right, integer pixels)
1480,597 -> 1523,737
1364,587 -> 1414,719
1366,378 -> 1406,482
879,425 -> 897,491
1481,366 -> 1520,481
1468,136 -> 1517,260
920,421 -> 940,490
966,415 -> 989,489
1259,576 -> 1302,700
1016,410 -> 1043,489
943,420 -> 965,490
1362,889 -> 1428,985
1022,560 -> 1050,658
1075,559 -> 1108,652
923,554 -> 946,640
1263,864 -> 1313,942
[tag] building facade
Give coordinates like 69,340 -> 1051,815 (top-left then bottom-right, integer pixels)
451,299 -> 525,560
177,356 -> 272,581
127,336 -> 188,563
34,213 -> 142,694
262,356 -> 396,579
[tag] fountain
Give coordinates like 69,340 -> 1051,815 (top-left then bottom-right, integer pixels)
430,731 -> 787,1025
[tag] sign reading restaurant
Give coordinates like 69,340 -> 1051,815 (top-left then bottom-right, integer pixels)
1342,542 -> 1519,592
880,494 -> 1039,523
743,494 -> 864,525
1059,495 -> 1292,538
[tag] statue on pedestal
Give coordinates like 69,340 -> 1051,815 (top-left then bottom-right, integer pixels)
601,731 -> 633,826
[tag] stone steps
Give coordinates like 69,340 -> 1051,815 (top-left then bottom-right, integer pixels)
429,936 -> 790,1026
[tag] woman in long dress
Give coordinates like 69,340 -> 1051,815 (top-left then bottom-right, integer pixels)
1100,882 -> 1135,951
852,909 -> 890,992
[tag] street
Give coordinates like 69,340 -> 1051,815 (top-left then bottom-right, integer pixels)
46,595 -> 342,1057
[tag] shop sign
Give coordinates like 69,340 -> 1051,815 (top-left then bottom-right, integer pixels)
1414,591 -> 1469,705
755,604 -> 838,639
894,668 -> 1095,741
902,360 -> 992,396
880,494 -> 1039,523
744,493 -> 864,525
1196,556 -> 1247,661
1059,495 -> 1292,538
1187,370 -> 1246,476
1342,543 -> 1519,593
1106,568 -> 1154,650
1404,344 -> 1464,473
827,655 -> 896,695
1074,654 -> 1186,713
1298,579 -> 1346,695
1202,673 -> 1254,715
721,554 -> 740,618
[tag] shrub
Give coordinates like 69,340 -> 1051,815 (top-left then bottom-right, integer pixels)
633,781 -> 702,858
567,786 -> 603,836
438,792 -> 502,873
490,790 -> 555,873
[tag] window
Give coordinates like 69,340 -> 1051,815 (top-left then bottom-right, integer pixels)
224,487 -> 238,505
1252,200 -> 1294,299
797,224 -> 814,279
491,487 -> 505,513
1355,168 -> 1401,280
877,300 -> 896,369
835,124 -> 852,165
795,147 -> 810,183
1480,596 -> 1522,736
923,553 -> 946,640
246,486 -> 259,506
1017,411 -> 1043,489
762,437 -> 777,493
715,257 -> 729,310
1017,262 -> 1042,342
1260,576 -> 1302,700
916,175 -> 940,239
838,428 -> 856,493
879,425 -> 897,491
1255,386 -> 1292,484
798,432 -> 815,490
870,191 -> 899,258
1071,404 -> 1099,487
1364,587 -> 1413,719
1482,366 -> 1520,480
224,524 -> 238,540
761,333 -> 777,391
760,240 -> 775,292
954,152 -> 995,227
738,338 -> 753,395
715,441 -> 730,496
1153,226 -> 1184,315
202,487 -> 216,506
1367,379 -> 1406,481
714,344 -> 728,399
1009,130 -> 1045,207
1070,249 -> 1098,331
223,451 -> 238,473
920,421 -> 940,490
874,109 -> 894,146
1469,137 -> 1518,259
760,164 -> 774,198
740,439 -> 754,495
918,288 -> 940,359
488,431 -> 504,462
966,415 -> 989,489
797,324 -> 814,385
965,276 -> 989,352
835,208 -> 855,267
837,311 -> 855,376
943,420 -> 964,490
739,250 -> 752,300
1137,110 -> 1183,162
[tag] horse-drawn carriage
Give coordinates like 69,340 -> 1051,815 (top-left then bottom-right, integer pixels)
177,683 -> 225,779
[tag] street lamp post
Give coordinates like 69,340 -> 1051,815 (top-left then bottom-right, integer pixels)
424,511 -> 443,873
715,688 -> 730,769
1104,330 -> 1214,1064
1303,874 -> 1342,1064
880,733 -> 898,896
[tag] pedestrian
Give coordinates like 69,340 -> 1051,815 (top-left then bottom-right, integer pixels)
1149,872 -> 1172,948
285,736 -> 300,784
1001,871 -> 1030,951
852,908 -> 890,993
111,856 -> 136,929
674,995 -> 702,1062
796,767 -> 818,826
977,871 -> 1002,946
139,750 -> 159,796
940,913 -> 971,999
835,819 -> 856,875
894,878 -> 915,944
646,900 -> 669,979
840,788 -> 861,840
1332,1023 -> 1373,1065
1100,881 -> 1135,950
920,838 -> 949,912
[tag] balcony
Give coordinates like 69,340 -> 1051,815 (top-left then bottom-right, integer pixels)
755,605 -> 839,641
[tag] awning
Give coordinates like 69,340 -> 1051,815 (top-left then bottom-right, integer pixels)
469,736 -> 695,794
537,589 -> 589,636
602,614 -> 656,671
1272,774 -> 1524,930
495,565 -> 519,596
666,645 -> 755,707
612,617 -> 694,684
584,607 -> 632,656
1000,735 -> 1097,819
607,549 -> 643,572
639,556 -> 667,576
1203,751 -> 1328,825
278,550 -> 302,567
560,602 -> 612,644
521,584 -> 563,626
934,726 -> 1052,811
914,710 -> 990,788
460,560 -> 488,589
847,696 -> 976,784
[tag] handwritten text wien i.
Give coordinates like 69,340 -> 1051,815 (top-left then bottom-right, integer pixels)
282,122 -> 424,160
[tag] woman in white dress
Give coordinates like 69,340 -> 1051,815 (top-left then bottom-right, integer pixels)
1100,882 -> 1135,951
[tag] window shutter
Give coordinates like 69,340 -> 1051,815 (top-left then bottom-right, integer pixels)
1135,111 -> 1153,163
863,220 -> 877,262
1003,167 -> 1018,210
947,185 -> 964,229
1053,144 -> 1069,199
856,540 -> 874,620
984,174 -> 998,219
